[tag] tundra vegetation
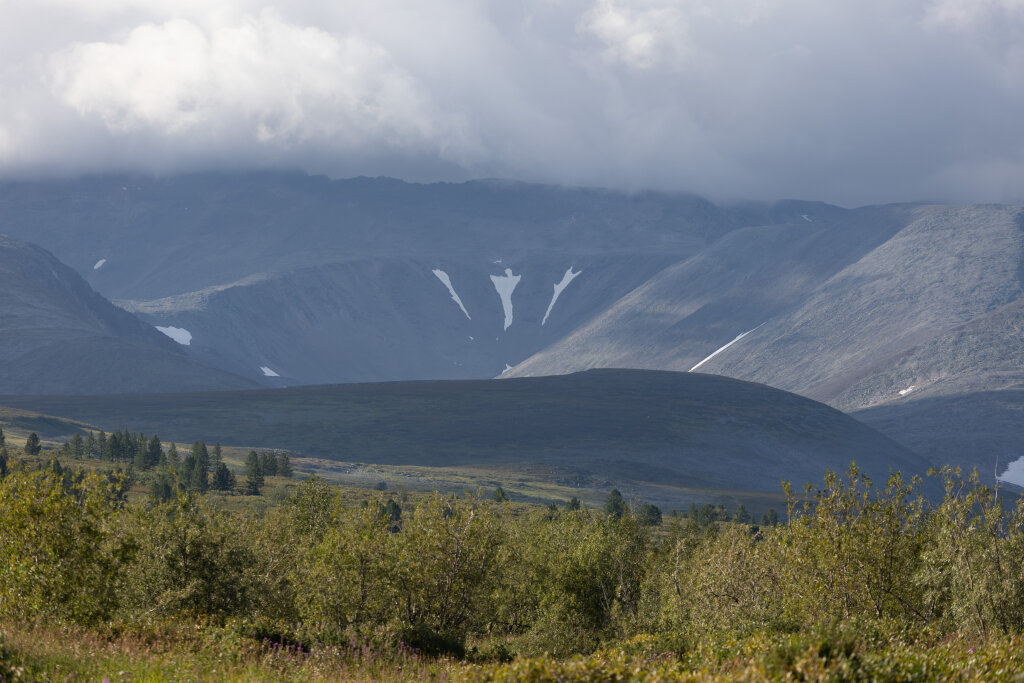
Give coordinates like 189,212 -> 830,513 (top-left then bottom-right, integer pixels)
1,442 -> 1024,680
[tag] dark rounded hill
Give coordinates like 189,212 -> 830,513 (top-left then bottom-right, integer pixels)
3,368 -> 929,493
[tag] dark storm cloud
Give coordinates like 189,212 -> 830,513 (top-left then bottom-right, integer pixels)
0,0 -> 1022,206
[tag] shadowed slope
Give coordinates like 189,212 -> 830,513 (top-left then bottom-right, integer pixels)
1,369 -> 928,493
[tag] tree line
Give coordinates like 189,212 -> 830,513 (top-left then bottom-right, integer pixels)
0,426 -> 292,499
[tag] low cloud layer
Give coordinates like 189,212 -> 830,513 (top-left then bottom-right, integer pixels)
1,0 -> 1023,206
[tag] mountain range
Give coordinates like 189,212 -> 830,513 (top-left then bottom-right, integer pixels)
0,172 -> 1022,481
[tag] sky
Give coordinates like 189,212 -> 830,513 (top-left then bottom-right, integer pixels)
0,0 -> 1022,207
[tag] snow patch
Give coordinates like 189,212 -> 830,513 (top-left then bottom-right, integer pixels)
93,258 -> 106,270
542,267 -> 582,325
898,385 -> 915,396
260,366 -> 280,377
155,326 -> 192,346
431,269 -> 471,320
490,268 -> 521,331
801,214 -> 812,222
689,324 -> 764,372
999,456 -> 1024,487
502,364 -> 514,374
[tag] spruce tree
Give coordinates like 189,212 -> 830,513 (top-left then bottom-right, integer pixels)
732,504 -> 752,524
0,445 -> 7,478
260,452 -> 277,477
70,433 -> 84,459
276,453 -> 293,478
213,462 -> 235,491
147,435 -> 162,469
212,442 -> 223,468
151,470 -> 175,503
244,450 -> 263,495
183,445 -> 209,493
85,432 -> 97,458
181,452 -> 197,490
603,488 -> 626,520
0,426 -> 5,447
167,442 -> 179,470
637,502 -> 663,526
24,432 -> 41,455
96,431 -> 107,460
133,444 -> 148,471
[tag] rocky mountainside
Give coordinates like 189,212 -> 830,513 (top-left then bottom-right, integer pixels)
0,235 -> 258,394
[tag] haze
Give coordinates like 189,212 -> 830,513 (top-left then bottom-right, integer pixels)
1,0 -> 1022,206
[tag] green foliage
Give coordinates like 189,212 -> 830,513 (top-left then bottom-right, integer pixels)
4,459 -> 1024,675
0,468 -> 127,623
492,485 -> 509,502
115,496 -> 255,619
917,467 -> 1024,637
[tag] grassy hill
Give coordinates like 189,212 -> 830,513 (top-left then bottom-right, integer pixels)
0,369 -> 929,509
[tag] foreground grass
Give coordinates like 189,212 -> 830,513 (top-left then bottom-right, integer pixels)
0,622 -> 456,682
5,623 -> 1024,682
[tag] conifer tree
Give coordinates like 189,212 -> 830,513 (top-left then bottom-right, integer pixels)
244,450 -> 263,495
732,504 -> 752,524
150,470 -> 175,502
637,502 -> 662,526
0,445 -> 7,478
260,452 -> 277,477
212,442 -> 223,468
191,442 -> 210,487
96,431 -> 107,460
0,426 -> 5,447
147,435 -> 162,469
167,442 -> 179,470
85,432 -> 97,459
24,432 -> 41,455
212,462 -> 235,491
69,433 -> 84,459
603,488 -> 626,520
276,453 -> 293,478
133,444 -> 148,471
104,430 -> 119,462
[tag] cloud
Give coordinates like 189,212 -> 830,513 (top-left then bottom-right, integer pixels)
1,0 -> 1023,205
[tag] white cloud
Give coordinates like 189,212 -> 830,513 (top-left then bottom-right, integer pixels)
0,0 -> 1022,205
50,10 -> 447,150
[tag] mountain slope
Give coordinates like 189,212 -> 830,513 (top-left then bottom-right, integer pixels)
0,235 -> 259,394
1,369 -> 929,495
